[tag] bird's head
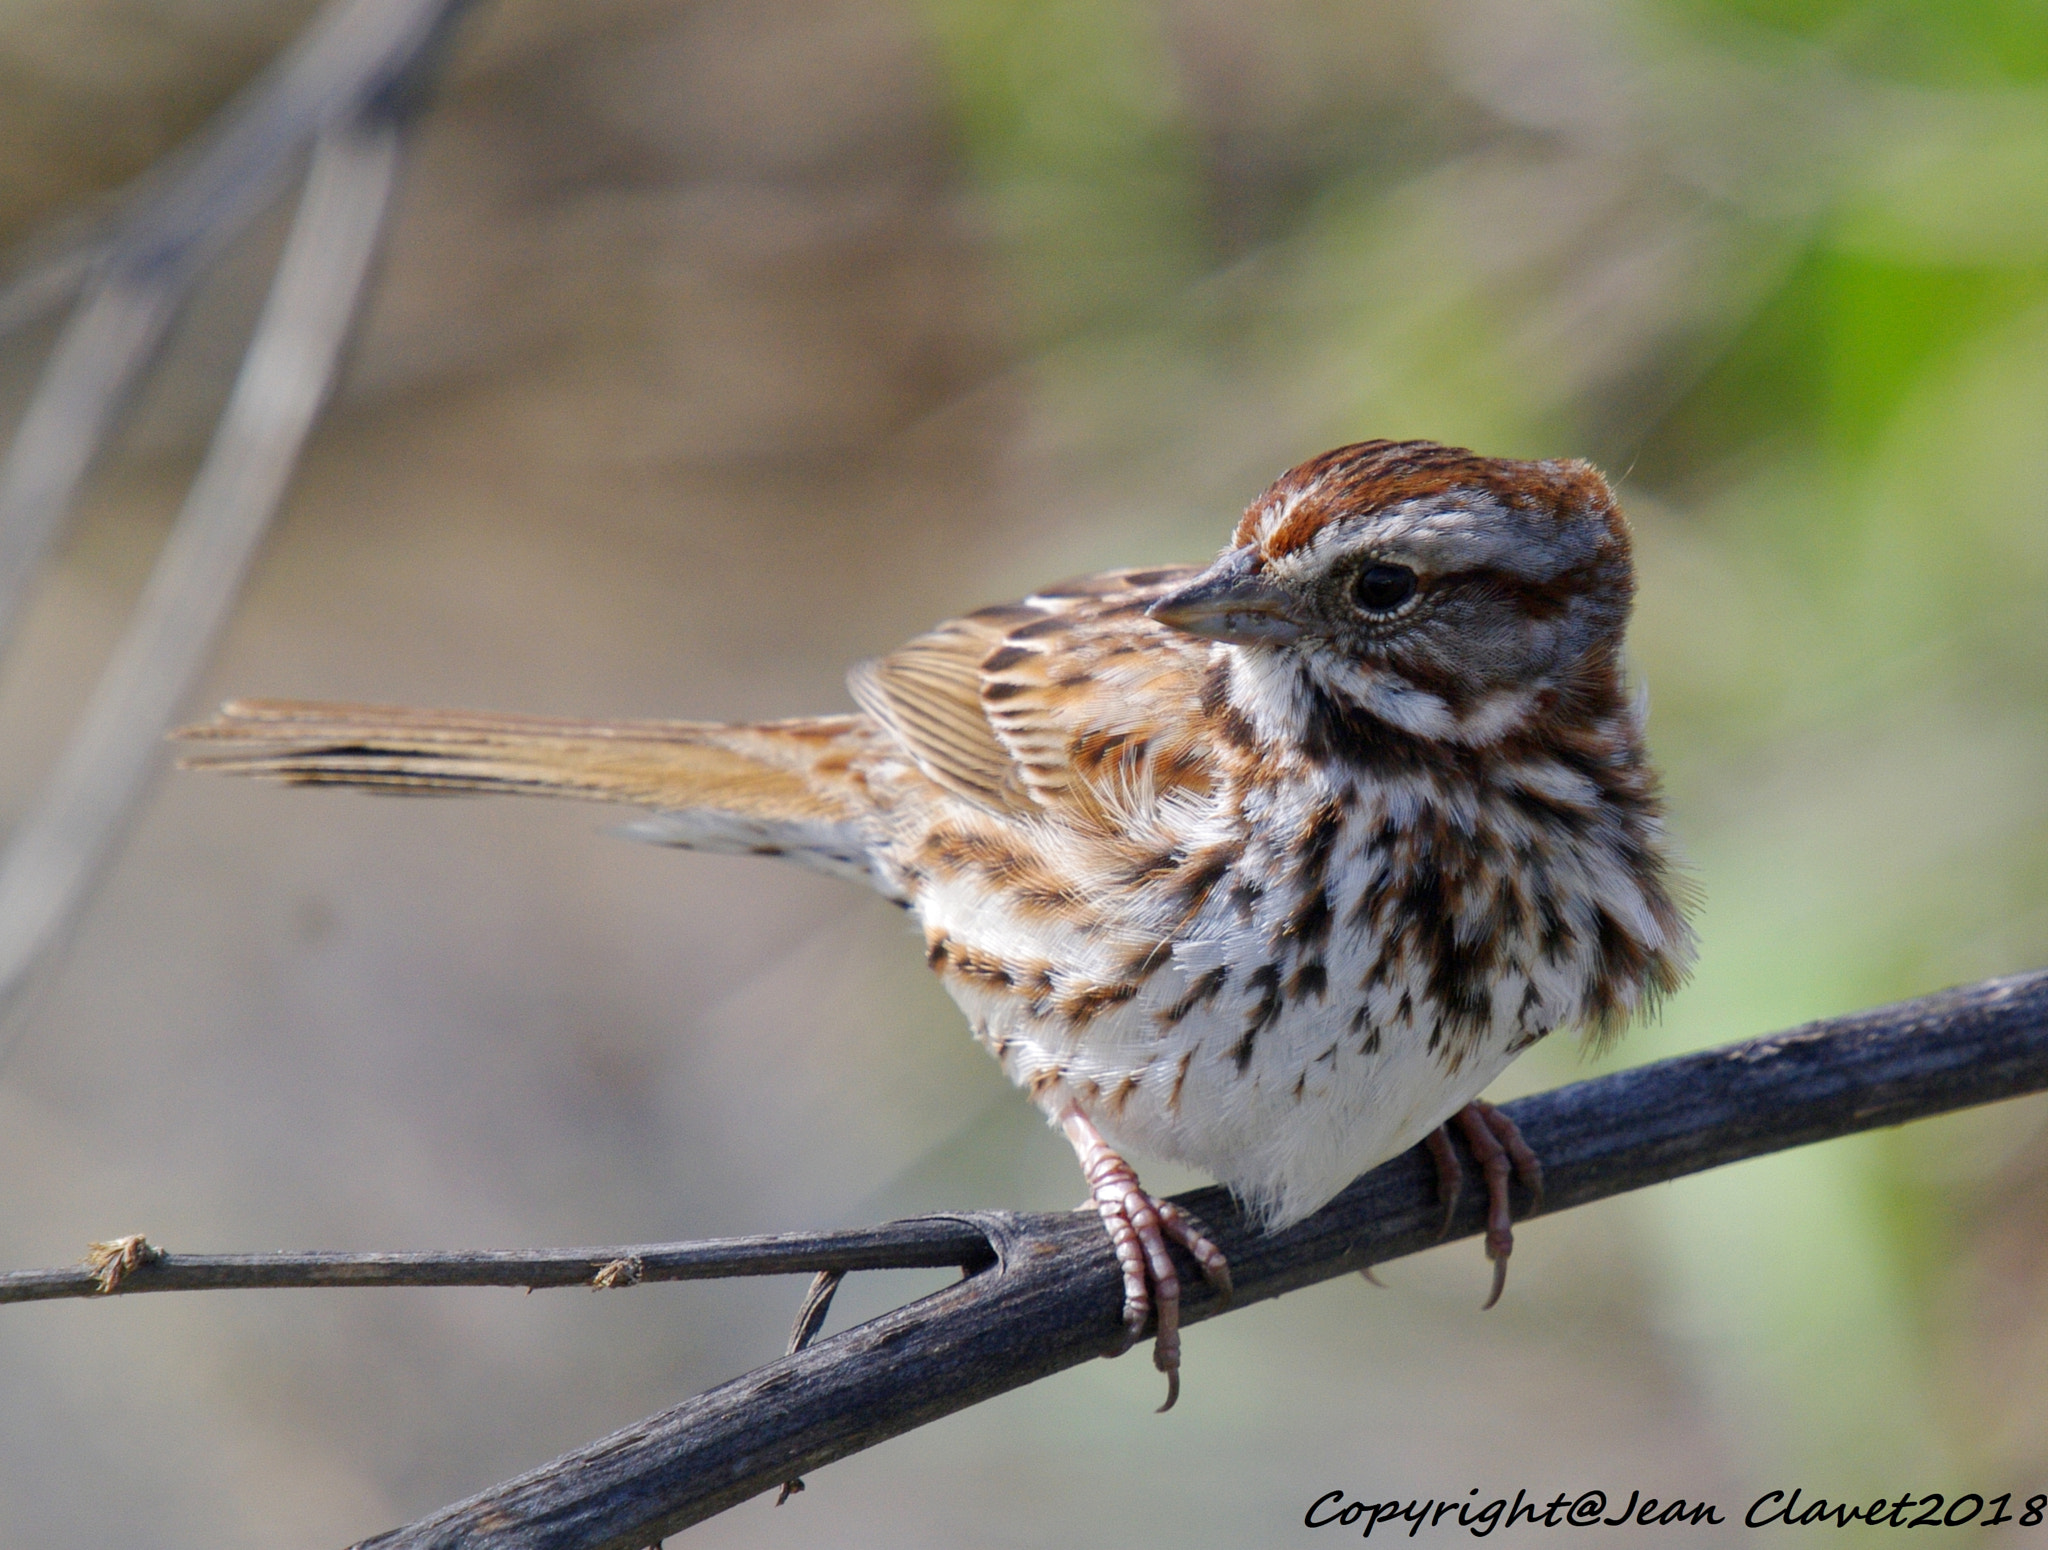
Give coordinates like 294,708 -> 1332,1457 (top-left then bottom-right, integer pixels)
1148,440 -> 1637,747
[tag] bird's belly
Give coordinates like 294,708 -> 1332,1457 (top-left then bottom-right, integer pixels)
1113,982 -> 1531,1228
930,912 -> 1560,1231
902,776 -> 1624,1231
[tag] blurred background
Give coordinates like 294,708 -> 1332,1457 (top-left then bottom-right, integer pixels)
1,0 -> 2046,1543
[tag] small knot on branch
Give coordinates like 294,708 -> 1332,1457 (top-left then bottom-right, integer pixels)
591,1256 -> 643,1290
84,1234 -> 161,1293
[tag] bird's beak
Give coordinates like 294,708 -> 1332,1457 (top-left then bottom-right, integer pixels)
1147,548 -> 1304,645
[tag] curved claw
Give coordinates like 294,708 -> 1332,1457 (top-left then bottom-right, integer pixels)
1423,1100 -> 1545,1310
1481,1251 -> 1508,1312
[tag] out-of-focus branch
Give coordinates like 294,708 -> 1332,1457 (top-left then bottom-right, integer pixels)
0,0 -> 471,657
0,116 -> 404,1033
0,0 -> 475,1043
5,969 -> 2043,1548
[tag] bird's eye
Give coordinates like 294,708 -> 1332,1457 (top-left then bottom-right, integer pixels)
1351,562 -> 1417,614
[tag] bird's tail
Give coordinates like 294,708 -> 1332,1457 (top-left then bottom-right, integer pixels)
175,699 -> 881,882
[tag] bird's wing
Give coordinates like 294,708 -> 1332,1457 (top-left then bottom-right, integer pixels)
849,566 -> 1217,823
848,612 -> 1031,813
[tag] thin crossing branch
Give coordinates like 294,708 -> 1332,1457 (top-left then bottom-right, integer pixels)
0,1219 -> 994,1305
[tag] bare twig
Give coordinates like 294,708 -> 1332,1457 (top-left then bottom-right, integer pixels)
0,117 -> 403,1032
0,280 -> 185,657
0,0 -> 474,1040
0,0 -> 470,658
0,1218 -> 994,1306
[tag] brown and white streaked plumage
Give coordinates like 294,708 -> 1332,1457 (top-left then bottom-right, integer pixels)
179,439 -> 1695,1408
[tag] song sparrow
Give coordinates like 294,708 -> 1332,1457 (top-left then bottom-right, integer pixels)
179,439 -> 1695,1408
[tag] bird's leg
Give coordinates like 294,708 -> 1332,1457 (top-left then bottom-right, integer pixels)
1060,1108 -> 1232,1412
1425,1100 -> 1544,1309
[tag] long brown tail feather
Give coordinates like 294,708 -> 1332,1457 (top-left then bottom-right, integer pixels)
174,699 -> 869,827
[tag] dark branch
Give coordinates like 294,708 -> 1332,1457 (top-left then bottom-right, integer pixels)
5,969 -> 2043,1547
354,968 -> 2048,1549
